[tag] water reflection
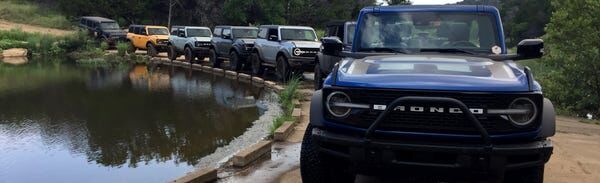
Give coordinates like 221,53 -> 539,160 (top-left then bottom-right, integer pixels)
0,61 -> 266,182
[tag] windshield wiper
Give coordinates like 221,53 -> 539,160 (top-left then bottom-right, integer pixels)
419,48 -> 476,55
363,47 -> 411,54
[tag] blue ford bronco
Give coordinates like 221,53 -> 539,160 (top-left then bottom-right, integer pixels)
300,5 -> 555,183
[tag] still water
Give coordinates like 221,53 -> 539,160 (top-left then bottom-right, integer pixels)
0,58 -> 270,183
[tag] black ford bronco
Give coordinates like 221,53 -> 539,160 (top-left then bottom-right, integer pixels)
209,26 -> 259,70
79,16 -> 127,46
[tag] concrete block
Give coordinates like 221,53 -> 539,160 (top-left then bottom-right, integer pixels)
171,168 -> 217,183
264,81 -> 276,88
201,66 -> 212,73
251,77 -> 264,84
292,108 -> 302,118
225,70 -> 237,76
191,64 -> 203,71
273,85 -> 285,92
2,48 -> 28,57
212,68 -> 224,76
274,121 -> 295,141
232,140 -> 272,167
238,73 -> 251,81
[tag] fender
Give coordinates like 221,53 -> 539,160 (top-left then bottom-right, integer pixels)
537,98 -> 556,138
232,43 -> 244,54
309,90 -> 327,127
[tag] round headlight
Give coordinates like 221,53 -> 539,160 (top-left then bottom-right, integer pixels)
508,98 -> 537,126
326,91 -> 351,118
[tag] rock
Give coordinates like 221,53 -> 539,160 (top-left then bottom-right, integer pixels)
2,48 -> 28,58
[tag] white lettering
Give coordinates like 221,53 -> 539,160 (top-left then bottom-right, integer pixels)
470,108 -> 484,114
430,107 -> 444,113
373,105 -> 387,111
411,106 -> 424,112
449,108 -> 463,114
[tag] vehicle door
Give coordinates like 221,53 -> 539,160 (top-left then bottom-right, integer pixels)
218,28 -> 233,55
212,27 -> 223,52
176,29 -> 187,50
254,28 -> 268,60
262,28 -> 280,63
140,27 -> 150,48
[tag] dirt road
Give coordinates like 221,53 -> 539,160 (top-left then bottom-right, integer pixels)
0,19 -> 73,36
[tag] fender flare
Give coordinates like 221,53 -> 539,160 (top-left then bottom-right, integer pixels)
309,90 -> 327,127
537,98 -> 556,138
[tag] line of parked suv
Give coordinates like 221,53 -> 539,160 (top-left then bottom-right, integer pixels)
78,16 -> 335,82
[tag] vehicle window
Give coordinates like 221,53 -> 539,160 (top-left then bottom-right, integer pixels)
178,29 -> 185,36
267,28 -> 278,39
171,28 -> 178,35
326,26 -> 337,37
280,28 -> 317,41
100,22 -> 119,30
232,28 -> 258,39
347,24 -> 356,44
187,29 -> 211,37
148,28 -> 169,35
214,28 -> 222,37
134,27 -> 141,34
358,12 -> 500,53
222,28 -> 231,37
258,28 -> 268,39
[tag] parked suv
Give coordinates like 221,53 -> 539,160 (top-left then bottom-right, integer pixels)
314,21 -> 356,89
301,5 -> 554,183
79,16 -> 127,46
251,25 -> 321,81
210,26 -> 259,71
167,26 -> 212,63
126,25 -> 170,57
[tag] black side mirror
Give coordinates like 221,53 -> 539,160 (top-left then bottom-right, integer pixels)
178,32 -> 186,37
268,35 -> 279,41
516,39 -> 544,60
321,37 -> 343,56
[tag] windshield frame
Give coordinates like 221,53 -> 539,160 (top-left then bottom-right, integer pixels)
352,11 -> 505,55
280,28 -> 318,41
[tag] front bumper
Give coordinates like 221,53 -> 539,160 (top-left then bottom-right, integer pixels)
312,96 -> 553,174
191,46 -> 210,57
288,56 -> 316,67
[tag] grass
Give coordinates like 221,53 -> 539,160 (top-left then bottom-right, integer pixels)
580,119 -> 600,125
0,0 -> 72,29
270,77 -> 302,135
0,28 -> 96,55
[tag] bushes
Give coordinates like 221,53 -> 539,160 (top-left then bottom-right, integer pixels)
116,42 -> 129,56
0,1 -> 72,30
0,29 -> 96,56
270,77 -> 301,134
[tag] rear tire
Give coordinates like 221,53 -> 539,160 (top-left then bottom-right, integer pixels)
147,43 -> 158,57
300,124 -> 356,183
250,53 -> 264,75
184,47 -> 195,63
209,49 -> 221,68
167,45 -> 178,61
229,51 -> 242,71
314,63 -> 324,90
276,55 -> 292,83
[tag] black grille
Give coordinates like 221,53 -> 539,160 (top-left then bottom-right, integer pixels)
294,48 -> 319,57
324,88 -> 543,135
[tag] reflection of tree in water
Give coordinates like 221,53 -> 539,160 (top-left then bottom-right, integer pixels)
0,66 -> 261,168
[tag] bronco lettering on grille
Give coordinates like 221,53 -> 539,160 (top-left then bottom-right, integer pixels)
372,105 -> 484,115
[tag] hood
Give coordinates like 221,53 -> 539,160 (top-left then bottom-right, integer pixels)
152,35 -> 170,40
237,38 -> 256,44
333,54 -> 536,92
191,37 -> 212,42
287,41 -> 321,48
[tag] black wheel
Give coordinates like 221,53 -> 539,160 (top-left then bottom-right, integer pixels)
167,45 -> 178,60
276,55 -> 292,83
184,47 -> 195,63
147,43 -> 158,57
314,63 -> 324,90
126,41 -> 136,54
209,49 -> 221,68
229,51 -> 242,71
300,124 -> 355,183
250,53 -> 264,75
504,165 -> 544,183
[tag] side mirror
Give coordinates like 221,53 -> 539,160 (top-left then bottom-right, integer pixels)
268,35 -> 279,41
321,37 -> 343,56
178,32 -> 186,37
223,34 -> 231,39
516,39 -> 544,60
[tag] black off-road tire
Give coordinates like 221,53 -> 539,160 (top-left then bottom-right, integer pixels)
229,51 -> 242,71
250,53 -> 264,75
276,55 -> 292,83
300,124 -> 356,183
147,43 -> 158,57
167,45 -> 178,61
184,47 -> 195,63
314,64 -> 324,90
209,49 -> 222,68
504,165 -> 544,183
126,41 -> 136,54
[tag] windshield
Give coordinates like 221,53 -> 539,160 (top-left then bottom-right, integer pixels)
148,28 -> 169,35
187,29 -> 211,37
281,28 -> 317,41
233,28 -> 258,39
358,12 -> 500,53
347,24 -> 356,44
100,22 -> 120,30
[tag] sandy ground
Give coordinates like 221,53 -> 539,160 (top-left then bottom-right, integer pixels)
225,100 -> 600,183
0,19 -> 73,36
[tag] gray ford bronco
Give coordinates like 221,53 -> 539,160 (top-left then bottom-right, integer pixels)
210,26 -> 259,70
167,26 -> 212,63
250,25 -> 321,81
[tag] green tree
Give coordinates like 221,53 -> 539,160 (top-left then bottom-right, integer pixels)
500,0 -> 552,46
384,0 -> 411,5
540,0 -> 600,116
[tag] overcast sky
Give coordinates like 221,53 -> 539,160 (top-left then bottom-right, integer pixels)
378,0 -> 463,5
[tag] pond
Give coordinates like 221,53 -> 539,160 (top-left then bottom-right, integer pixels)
0,58 -> 274,183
